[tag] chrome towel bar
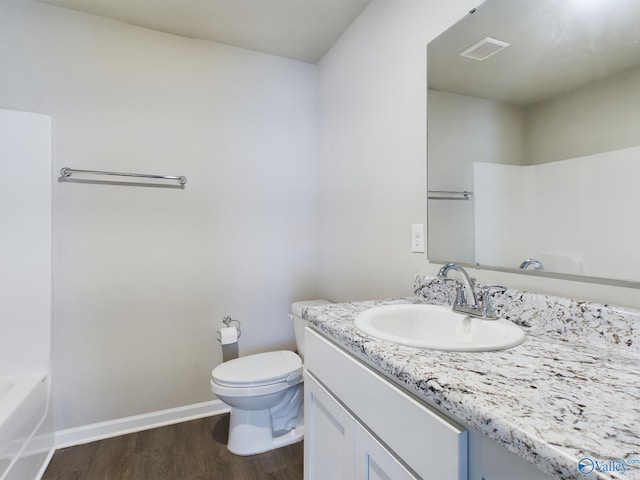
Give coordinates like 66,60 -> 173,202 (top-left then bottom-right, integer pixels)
60,167 -> 187,186
428,190 -> 472,200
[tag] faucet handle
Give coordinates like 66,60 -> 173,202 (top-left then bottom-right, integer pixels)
481,285 -> 507,320
454,284 -> 467,306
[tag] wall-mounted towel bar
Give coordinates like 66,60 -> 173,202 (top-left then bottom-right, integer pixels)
60,167 -> 187,186
428,190 -> 472,200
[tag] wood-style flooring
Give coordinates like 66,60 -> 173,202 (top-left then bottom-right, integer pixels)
42,414 -> 303,480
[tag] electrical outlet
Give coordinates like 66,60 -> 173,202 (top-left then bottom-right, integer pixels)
411,224 -> 424,253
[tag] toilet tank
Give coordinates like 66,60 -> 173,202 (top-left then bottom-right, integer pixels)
291,300 -> 330,361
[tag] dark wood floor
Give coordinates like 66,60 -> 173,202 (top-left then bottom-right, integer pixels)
42,414 -> 303,480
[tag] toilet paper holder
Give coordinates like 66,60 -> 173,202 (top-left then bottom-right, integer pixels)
217,315 -> 242,342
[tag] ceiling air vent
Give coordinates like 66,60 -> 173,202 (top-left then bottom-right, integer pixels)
459,37 -> 510,61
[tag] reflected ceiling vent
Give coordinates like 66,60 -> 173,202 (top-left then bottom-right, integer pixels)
459,37 -> 510,61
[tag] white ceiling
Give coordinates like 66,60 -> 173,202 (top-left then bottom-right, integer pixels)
428,0 -> 640,106
35,0 -> 372,64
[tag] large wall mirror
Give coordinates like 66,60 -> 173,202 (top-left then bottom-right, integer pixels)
427,0 -> 640,287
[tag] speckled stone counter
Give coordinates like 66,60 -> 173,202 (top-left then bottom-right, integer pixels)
302,276 -> 640,480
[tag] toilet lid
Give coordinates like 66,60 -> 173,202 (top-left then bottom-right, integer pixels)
212,350 -> 302,387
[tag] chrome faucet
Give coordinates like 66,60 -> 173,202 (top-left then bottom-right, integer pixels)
437,263 -> 479,309
519,258 -> 544,270
437,263 -> 505,320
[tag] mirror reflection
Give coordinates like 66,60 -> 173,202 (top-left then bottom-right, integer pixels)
427,0 -> 640,285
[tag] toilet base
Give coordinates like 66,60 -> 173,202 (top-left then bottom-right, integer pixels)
227,406 -> 304,456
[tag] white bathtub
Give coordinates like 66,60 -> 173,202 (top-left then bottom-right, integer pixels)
0,373 -> 52,480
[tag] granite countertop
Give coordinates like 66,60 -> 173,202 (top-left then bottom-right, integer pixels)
302,290 -> 640,480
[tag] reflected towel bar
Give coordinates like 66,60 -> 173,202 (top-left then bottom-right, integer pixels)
428,190 -> 472,200
60,167 -> 187,185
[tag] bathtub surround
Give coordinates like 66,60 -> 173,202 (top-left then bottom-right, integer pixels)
0,109 -> 55,479
0,110 -> 52,379
0,375 -> 51,480
303,276 -> 640,480
472,146 -> 640,282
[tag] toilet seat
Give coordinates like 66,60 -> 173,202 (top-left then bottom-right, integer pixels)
211,350 -> 303,398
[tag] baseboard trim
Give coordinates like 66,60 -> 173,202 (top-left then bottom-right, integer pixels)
55,400 -> 230,449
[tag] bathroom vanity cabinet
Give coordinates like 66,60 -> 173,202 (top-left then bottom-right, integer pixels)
304,328 -> 467,479
304,328 -> 553,480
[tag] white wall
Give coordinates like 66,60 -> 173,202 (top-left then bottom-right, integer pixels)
317,0 -> 640,309
316,0 -> 479,301
0,0 -> 317,430
526,66 -> 640,165
428,90 -> 526,189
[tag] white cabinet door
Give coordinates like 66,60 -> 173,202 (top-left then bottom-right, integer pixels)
304,372 -> 355,480
305,371 -> 419,480
306,328 -> 467,479
355,424 -> 418,480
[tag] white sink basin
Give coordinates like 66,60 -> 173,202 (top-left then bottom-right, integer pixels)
355,304 -> 525,352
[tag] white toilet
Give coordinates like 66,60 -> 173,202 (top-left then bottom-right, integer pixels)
210,300 -> 329,456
